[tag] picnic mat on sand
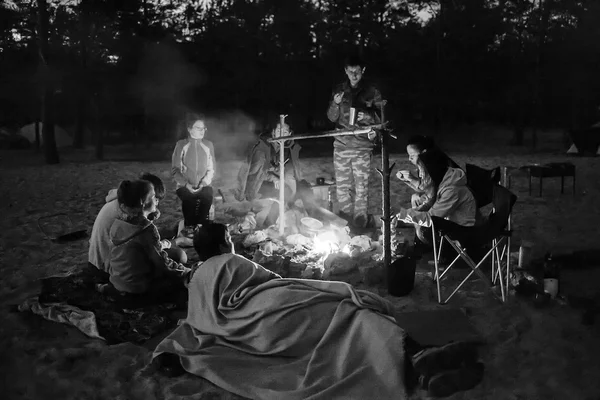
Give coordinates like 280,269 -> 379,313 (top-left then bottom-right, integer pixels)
17,267 -> 186,345
154,254 -> 409,400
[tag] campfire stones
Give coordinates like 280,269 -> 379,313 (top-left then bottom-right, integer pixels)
359,263 -> 385,286
323,252 -> 356,278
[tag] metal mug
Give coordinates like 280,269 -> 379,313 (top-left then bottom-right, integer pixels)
349,107 -> 357,126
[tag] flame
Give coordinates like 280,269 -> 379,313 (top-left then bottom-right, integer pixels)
312,239 -> 339,255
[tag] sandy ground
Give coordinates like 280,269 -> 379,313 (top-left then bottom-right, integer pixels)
1,126 -> 600,400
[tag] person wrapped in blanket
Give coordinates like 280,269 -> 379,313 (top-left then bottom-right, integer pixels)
151,223 -> 484,399
171,113 -> 216,243
95,179 -> 193,305
395,147 -> 478,258
88,173 -> 187,282
233,121 -> 304,228
396,135 -> 461,212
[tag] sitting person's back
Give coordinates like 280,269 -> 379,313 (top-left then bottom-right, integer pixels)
88,173 -> 168,275
429,163 -> 477,227
109,212 -> 158,293
88,189 -> 119,273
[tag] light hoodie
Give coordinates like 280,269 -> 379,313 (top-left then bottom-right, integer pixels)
88,189 -> 119,272
109,214 -> 190,294
171,137 -> 216,188
397,167 -> 477,228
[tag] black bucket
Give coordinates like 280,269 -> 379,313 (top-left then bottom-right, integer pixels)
387,254 -> 417,297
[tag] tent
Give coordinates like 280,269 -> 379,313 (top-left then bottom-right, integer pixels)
566,125 -> 600,156
18,123 -> 73,148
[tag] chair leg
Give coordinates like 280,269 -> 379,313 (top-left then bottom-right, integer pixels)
431,225 -> 443,304
445,241 -> 503,303
491,240 -> 496,284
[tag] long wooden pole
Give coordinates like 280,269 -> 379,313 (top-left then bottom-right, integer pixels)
267,123 -> 389,143
376,100 -> 394,272
279,115 -> 286,235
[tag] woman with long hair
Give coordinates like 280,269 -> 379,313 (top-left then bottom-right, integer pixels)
396,135 -> 460,212
396,147 -> 477,246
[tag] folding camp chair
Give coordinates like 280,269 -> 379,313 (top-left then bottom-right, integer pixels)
430,184 -> 517,304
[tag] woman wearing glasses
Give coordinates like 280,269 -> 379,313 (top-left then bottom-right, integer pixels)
171,113 -> 216,239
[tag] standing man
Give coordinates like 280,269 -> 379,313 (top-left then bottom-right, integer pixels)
327,54 -> 382,229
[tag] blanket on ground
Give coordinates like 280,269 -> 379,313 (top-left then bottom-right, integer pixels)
18,268 -> 183,344
154,253 -> 408,400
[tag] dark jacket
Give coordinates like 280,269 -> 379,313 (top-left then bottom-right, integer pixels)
326,80 -> 383,150
235,136 -> 302,202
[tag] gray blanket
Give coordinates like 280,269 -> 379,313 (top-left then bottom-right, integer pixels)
154,254 -> 408,400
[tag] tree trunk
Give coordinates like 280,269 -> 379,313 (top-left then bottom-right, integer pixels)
93,94 -> 104,160
35,120 -> 41,151
95,128 -> 104,160
74,2 -> 92,149
531,0 -> 550,150
434,1 -> 445,135
73,23 -> 87,148
37,0 -> 59,164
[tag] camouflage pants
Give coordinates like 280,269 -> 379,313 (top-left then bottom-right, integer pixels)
334,148 -> 372,218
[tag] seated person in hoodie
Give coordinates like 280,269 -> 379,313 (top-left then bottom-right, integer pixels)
234,121 -> 304,228
395,147 -> 477,247
88,172 -> 187,282
96,179 -> 192,301
235,121 -> 302,202
171,113 -> 216,239
396,135 -> 460,212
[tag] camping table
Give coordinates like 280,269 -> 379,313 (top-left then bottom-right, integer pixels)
507,163 -> 576,196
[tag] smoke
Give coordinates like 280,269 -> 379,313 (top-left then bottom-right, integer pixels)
202,110 -> 260,161
131,41 -> 205,137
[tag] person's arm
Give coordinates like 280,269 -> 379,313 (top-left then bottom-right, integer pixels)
357,86 -> 383,125
200,142 -> 216,187
327,90 -> 341,123
397,187 -> 460,227
147,225 -> 191,279
248,148 -> 266,176
171,141 -> 188,187
283,166 -> 297,198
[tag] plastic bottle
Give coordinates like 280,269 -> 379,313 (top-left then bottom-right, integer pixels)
543,252 -> 559,298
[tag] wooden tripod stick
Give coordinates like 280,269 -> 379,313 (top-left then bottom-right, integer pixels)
375,100 -> 395,272
278,114 -> 287,235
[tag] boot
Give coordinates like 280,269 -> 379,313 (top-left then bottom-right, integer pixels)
412,341 -> 480,378
427,362 -> 485,397
151,353 -> 186,378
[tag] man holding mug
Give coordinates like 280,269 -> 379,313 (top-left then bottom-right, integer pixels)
326,54 -> 383,229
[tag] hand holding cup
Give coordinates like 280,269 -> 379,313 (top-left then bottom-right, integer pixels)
396,170 -> 410,181
333,92 -> 344,104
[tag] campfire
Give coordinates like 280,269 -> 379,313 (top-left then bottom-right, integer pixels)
224,111 -> 397,282
228,205 -> 388,282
